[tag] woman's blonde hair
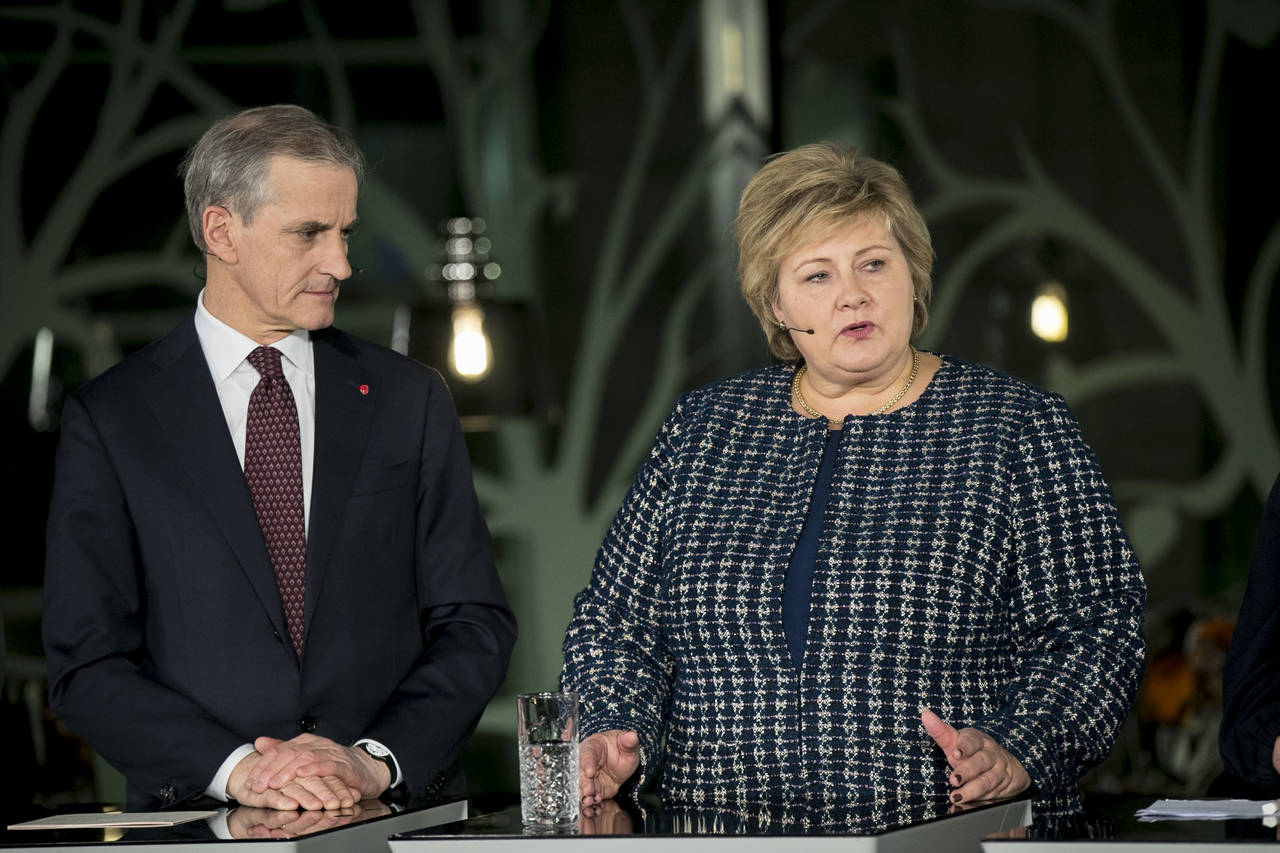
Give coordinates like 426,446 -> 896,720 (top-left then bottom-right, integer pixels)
734,143 -> 934,360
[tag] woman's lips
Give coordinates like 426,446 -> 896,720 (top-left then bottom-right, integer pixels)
840,322 -> 875,340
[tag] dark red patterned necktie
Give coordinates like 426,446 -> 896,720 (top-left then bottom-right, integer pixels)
244,346 -> 306,658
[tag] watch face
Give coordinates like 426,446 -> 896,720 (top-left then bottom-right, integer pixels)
363,742 -> 391,759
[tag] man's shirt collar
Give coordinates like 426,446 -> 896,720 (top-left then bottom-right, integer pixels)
195,288 -> 313,381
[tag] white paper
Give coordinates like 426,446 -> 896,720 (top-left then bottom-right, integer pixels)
1134,799 -> 1279,821
8,811 -> 218,830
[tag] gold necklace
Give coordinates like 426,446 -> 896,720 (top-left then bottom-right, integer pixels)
792,346 -> 920,428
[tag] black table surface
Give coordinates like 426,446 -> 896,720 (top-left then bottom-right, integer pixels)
10,794 -> 1280,847
396,794 -> 1030,838
1002,794 -> 1280,844
406,794 -> 1280,843
1,798 -> 463,848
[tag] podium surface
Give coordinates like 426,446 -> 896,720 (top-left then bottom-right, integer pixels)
984,795 -> 1280,850
391,797 -> 1033,853
0,800 -> 466,853
19,794 -> 1279,852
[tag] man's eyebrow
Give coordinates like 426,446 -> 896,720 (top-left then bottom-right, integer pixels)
284,217 -> 359,234
285,220 -> 333,233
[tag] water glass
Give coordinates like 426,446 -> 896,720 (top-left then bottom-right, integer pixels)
516,691 -> 579,829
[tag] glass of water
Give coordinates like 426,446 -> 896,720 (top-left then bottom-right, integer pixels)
516,691 -> 579,830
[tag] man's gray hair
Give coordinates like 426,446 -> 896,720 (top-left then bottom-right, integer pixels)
180,104 -> 366,253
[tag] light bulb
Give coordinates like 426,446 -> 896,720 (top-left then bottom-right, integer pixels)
1030,281 -> 1069,343
449,305 -> 491,380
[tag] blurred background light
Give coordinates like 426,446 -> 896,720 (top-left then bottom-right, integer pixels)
450,304 -> 491,380
1030,281 -> 1069,343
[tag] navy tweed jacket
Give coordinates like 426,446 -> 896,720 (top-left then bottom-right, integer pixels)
562,355 -> 1146,823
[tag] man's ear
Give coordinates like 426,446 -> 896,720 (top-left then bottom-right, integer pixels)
202,206 -> 236,263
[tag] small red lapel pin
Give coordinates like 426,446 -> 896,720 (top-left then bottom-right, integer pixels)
359,384 -> 369,396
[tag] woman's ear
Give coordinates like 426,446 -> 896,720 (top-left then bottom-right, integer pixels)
771,294 -> 786,327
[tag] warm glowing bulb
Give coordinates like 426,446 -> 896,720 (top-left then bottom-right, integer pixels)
1030,282 -> 1069,343
449,306 -> 491,380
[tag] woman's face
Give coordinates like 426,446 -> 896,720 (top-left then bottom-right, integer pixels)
772,216 -> 916,388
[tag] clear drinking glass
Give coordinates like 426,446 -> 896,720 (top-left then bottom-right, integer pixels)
516,691 -> 579,829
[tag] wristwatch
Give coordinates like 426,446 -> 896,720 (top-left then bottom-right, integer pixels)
356,741 -> 400,788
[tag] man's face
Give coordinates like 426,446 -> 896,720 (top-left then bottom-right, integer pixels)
208,155 -> 358,344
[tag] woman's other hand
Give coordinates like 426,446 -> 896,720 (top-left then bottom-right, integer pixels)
921,708 -> 1030,803
579,730 -> 641,806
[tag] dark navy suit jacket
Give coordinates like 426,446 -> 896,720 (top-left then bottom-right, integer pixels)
43,318 -> 516,807
1220,473 -> 1280,792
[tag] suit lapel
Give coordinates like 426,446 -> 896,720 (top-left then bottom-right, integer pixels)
306,329 -> 376,635
140,319 -> 292,648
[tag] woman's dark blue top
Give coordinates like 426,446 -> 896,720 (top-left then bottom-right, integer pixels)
783,426 -> 842,668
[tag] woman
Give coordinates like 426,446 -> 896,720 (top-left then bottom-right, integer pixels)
561,143 -> 1146,821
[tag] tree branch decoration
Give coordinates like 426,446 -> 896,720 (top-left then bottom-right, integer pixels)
885,0 -> 1278,570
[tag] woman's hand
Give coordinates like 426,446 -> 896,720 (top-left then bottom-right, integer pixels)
579,730 -> 641,807
921,708 -> 1030,803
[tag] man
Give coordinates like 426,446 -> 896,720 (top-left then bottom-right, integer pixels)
43,104 -> 516,809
